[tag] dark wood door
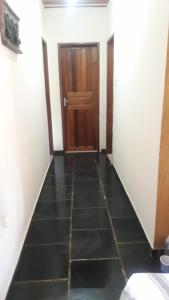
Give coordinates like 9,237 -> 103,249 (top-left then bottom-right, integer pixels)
42,39 -> 54,155
59,44 -> 99,152
106,36 -> 114,154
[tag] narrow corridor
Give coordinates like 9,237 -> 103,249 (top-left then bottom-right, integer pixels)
7,153 -> 160,300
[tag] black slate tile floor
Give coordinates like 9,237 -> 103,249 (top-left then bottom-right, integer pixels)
6,153 -> 161,300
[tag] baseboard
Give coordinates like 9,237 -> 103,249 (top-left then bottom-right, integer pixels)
4,157 -> 52,300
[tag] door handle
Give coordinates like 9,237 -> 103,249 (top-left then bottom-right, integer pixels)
64,98 -> 69,107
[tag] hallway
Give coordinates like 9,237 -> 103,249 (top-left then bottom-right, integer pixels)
6,153 -> 160,300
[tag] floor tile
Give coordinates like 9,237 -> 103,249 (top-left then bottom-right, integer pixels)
44,175 -> 72,187
98,165 -> 114,176
112,218 -> 146,243
74,169 -> 99,179
72,208 -> 110,229
99,172 -> 120,185
39,186 -> 72,201
33,201 -> 71,219
53,154 -> 74,163
7,153 -> 160,299
48,163 -> 73,176
119,243 -> 161,278
74,153 -> 95,160
71,260 -> 124,300
25,219 -> 70,245
73,191 -> 105,208
103,184 -> 127,199
14,245 -> 69,281
71,230 -> 117,259
107,197 -> 135,218
70,288 -> 122,300
74,161 -> 96,170
95,154 -> 111,167
74,179 -> 101,192
7,281 -> 68,300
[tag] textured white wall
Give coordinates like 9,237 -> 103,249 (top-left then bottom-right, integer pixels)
109,0 -> 169,246
44,7 -> 107,150
0,1 -> 50,299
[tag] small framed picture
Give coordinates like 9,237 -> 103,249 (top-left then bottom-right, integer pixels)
0,0 -> 22,54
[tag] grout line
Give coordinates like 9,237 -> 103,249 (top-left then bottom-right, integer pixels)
95,159 -> 128,283
31,217 -> 71,222
71,257 -> 119,262
74,190 -> 102,192
111,216 -> 136,219
24,242 -> 69,247
37,199 -> 72,202
14,278 -> 68,285
72,227 -> 110,231
117,241 -> 147,245
73,206 -> 106,210
43,185 -> 73,188
73,191 -> 103,194
43,183 -> 72,185
32,217 -> 71,221
68,159 -> 75,300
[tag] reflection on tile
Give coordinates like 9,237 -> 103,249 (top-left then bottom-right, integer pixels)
48,163 -> 73,176
25,219 -> 70,245
73,191 -> 105,208
72,230 -> 117,259
39,186 -> 72,201
72,208 -> 110,229
44,175 -> 72,187
119,243 -> 161,278
71,288 -> 122,300
112,218 -> 146,243
71,260 -> 124,299
15,245 -> 69,281
107,197 -> 135,218
33,201 -> 71,219
7,281 -> 68,300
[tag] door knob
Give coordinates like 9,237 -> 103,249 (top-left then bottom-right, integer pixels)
64,98 -> 69,107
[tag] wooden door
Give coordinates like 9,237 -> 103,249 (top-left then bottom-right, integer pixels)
42,39 -> 54,155
106,36 -> 114,154
59,44 -> 99,152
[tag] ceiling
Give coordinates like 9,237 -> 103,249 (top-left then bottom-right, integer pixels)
43,0 -> 109,8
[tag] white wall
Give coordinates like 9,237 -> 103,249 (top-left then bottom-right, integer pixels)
107,0 -> 114,39
109,0 -> 169,246
0,0 -> 50,299
44,7 -> 107,150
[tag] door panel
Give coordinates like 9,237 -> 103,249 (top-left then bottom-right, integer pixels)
59,44 -> 99,152
106,36 -> 114,154
42,39 -> 54,155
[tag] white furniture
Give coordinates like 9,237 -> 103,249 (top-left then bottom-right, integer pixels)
120,273 -> 169,300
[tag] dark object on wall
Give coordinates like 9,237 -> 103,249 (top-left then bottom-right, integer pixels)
0,0 -> 22,53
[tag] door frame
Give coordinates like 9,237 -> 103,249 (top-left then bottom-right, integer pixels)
42,38 -> 54,155
58,42 -> 100,151
106,35 -> 114,154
